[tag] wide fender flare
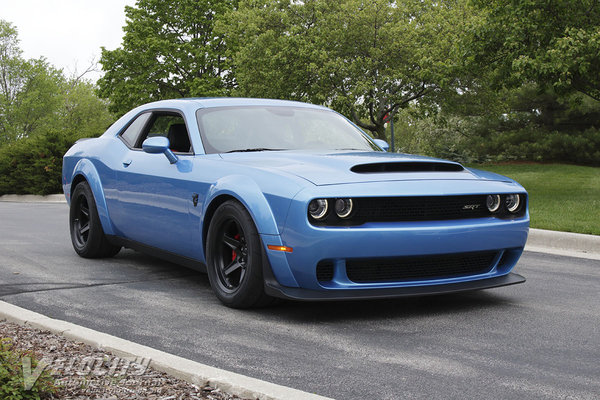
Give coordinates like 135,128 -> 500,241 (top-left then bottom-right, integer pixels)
203,174 -> 279,236
70,158 -> 115,236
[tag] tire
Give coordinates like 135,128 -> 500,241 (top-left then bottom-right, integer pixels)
206,200 -> 273,308
69,181 -> 121,258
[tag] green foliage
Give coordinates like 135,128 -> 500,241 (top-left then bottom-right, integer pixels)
0,130 -> 74,195
397,93 -> 600,167
0,19 -> 113,195
467,0 -> 600,101
221,0 -> 473,139
472,163 -> 600,235
0,338 -> 57,400
0,74 -> 113,195
472,128 -> 600,166
98,0 -> 237,116
0,79 -> 112,195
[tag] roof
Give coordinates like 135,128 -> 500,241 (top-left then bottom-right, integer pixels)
143,97 -> 330,110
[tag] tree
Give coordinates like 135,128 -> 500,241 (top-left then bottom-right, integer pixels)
0,20 -> 25,143
98,0 -> 237,116
0,21 -> 67,143
468,0 -> 600,101
220,0 -> 472,140
0,19 -> 114,194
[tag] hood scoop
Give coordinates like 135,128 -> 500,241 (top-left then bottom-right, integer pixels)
351,161 -> 464,174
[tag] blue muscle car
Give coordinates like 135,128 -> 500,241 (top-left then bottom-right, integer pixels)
62,98 -> 528,308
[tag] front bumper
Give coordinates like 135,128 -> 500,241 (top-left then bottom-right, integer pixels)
261,180 -> 530,295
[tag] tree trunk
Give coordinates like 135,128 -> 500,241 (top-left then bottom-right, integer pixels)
373,123 -> 386,141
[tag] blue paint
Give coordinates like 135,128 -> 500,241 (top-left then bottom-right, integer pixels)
63,98 -> 529,298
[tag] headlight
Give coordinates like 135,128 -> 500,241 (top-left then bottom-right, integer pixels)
308,199 -> 328,219
505,194 -> 521,213
486,194 -> 501,213
334,198 -> 354,218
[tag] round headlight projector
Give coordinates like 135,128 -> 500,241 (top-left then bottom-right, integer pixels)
308,199 -> 328,219
486,194 -> 522,213
335,198 -> 354,218
486,194 -> 501,213
505,194 -> 521,213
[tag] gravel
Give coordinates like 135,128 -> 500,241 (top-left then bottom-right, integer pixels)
0,321 -> 251,400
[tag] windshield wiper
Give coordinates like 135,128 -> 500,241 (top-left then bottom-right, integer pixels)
226,148 -> 283,153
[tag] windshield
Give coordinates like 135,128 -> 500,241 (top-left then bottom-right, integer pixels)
196,106 -> 380,153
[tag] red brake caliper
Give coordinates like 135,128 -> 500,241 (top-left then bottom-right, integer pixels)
231,234 -> 241,261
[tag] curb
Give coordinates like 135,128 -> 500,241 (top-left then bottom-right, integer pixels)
525,228 -> 600,260
0,301 -> 331,400
0,194 -> 66,203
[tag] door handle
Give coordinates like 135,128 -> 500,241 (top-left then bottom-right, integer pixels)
122,159 -> 132,167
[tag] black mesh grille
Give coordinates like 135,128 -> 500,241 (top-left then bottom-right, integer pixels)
316,261 -> 334,282
353,195 -> 488,222
346,251 -> 497,283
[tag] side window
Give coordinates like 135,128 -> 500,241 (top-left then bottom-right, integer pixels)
120,113 -> 151,147
139,113 -> 192,153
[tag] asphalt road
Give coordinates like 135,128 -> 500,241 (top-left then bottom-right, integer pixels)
1,202 -> 599,400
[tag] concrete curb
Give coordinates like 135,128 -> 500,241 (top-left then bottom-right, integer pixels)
525,228 -> 600,260
0,301 -> 331,400
0,194 -> 66,203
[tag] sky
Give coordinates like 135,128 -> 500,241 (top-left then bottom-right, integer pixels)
1,0 -> 136,82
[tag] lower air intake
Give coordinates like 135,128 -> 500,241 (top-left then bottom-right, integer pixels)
346,251 -> 497,283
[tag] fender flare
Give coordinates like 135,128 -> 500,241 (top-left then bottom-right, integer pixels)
203,174 -> 279,236
201,175 -> 299,287
70,159 -> 115,236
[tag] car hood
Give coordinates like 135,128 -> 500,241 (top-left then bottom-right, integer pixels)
219,151 -> 511,186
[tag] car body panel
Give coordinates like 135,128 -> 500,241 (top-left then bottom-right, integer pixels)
63,98 -> 529,301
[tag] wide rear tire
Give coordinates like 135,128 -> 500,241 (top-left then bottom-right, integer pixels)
69,181 -> 121,258
206,200 -> 273,308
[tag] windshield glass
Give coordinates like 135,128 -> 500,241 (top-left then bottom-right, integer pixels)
196,106 -> 380,153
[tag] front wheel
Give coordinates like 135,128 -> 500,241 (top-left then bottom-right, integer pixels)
69,181 -> 121,258
206,200 -> 273,308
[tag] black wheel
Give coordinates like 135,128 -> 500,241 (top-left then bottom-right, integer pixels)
206,200 -> 273,308
69,181 -> 121,258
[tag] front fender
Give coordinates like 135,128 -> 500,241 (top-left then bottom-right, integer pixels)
202,175 -> 300,287
204,174 -> 279,235
70,159 -> 115,236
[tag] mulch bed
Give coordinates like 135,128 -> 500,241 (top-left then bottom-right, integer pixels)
0,321 -> 250,400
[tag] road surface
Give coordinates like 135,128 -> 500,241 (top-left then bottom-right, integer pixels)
1,202 -> 599,399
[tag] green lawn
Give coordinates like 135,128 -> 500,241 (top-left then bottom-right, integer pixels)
469,163 -> 600,235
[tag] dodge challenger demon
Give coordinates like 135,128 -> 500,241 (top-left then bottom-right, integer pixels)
62,98 -> 528,308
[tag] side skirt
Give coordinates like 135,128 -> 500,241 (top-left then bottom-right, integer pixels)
106,235 -> 207,273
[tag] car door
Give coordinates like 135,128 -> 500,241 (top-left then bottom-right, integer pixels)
112,110 -> 197,258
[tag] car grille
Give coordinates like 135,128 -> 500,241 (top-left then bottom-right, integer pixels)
345,251 -> 497,283
353,195 -> 489,222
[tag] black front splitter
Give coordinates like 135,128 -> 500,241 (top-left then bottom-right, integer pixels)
264,273 -> 526,301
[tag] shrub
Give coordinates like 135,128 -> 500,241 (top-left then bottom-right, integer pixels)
0,130 -> 79,195
471,127 -> 600,165
0,338 -> 57,400
396,113 -> 600,166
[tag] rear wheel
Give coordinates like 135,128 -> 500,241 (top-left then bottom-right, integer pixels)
69,181 -> 120,258
206,200 -> 273,308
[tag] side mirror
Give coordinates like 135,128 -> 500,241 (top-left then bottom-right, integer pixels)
142,136 -> 178,164
373,139 -> 390,152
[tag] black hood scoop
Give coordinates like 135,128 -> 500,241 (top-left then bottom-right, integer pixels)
351,161 -> 464,174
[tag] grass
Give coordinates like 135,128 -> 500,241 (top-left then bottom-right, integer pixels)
469,163 -> 600,235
